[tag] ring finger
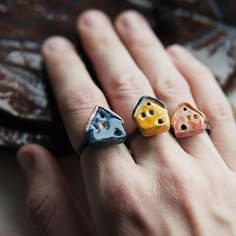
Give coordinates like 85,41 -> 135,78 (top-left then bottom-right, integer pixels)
167,45 -> 236,171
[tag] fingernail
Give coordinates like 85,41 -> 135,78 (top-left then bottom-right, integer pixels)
43,36 -> 73,52
119,11 -> 147,30
17,148 -> 35,177
79,10 -> 108,27
168,45 -> 189,58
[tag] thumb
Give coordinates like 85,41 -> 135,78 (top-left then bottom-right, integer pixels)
17,144 -> 92,236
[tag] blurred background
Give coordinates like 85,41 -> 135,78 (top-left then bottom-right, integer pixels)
0,0 -> 236,235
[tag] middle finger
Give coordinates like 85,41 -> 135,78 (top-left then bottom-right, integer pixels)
77,10 -> 155,134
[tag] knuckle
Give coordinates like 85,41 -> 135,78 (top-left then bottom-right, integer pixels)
104,177 -> 144,216
46,56 -> 81,76
102,182 -> 147,233
103,176 -> 157,230
160,167 -> 194,205
155,74 -> 190,100
117,26 -> 156,50
43,50 -> 78,70
206,100 -> 234,123
105,179 -> 132,209
129,36 -> 157,51
26,192 -> 56,234
61,87 -> 105,116
109,72 -> 151,101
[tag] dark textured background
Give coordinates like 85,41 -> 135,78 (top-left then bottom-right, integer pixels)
0,0 -> 236,153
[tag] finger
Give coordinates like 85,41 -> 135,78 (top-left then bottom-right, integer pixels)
17,145 -> 92,236
77,10 -> 180,166
115,11 -> 214,158
41,36 -> 108,150
77,10 -> 155,134
168,45 -> 236,170
42,35 -> 137,223
115,11 -> 194,114
42,35 -> 135,170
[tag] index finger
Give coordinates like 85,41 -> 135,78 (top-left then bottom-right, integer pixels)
42,36 -> 108,151
42,36 -> 137,226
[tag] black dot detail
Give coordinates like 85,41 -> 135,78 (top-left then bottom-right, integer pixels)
114,129 -> 122,136
149,110 -> 154,115
181,124 -> 187,130
93,124 -> 99,130
141,112 -> 146,118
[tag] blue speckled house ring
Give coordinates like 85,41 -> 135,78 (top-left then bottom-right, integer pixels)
85,106 -> 127,147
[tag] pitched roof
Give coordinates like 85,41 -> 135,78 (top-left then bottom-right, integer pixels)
132,96 -> 167,117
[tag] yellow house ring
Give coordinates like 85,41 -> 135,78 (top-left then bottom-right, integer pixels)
132,96 -> 170,136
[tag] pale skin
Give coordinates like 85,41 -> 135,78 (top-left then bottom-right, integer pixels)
15,10 -> 236,236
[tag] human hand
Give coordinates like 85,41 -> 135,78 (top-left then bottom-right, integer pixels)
17,10 -> 236,236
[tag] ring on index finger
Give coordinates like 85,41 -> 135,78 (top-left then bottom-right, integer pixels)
85,106 -> 127,147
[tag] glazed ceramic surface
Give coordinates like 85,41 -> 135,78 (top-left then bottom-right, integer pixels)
133,96 -> 170,136
86,106 -> 126,147
171,102 -> 206,138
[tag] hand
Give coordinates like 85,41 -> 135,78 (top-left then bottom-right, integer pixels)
17,10 -> 236,236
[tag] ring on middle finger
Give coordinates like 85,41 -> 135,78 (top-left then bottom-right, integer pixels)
132,96 -> 170,136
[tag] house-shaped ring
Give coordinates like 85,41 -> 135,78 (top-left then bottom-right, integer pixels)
132,96 -> 170,136
171,102 -> 206,138
86,106 -> 127,147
